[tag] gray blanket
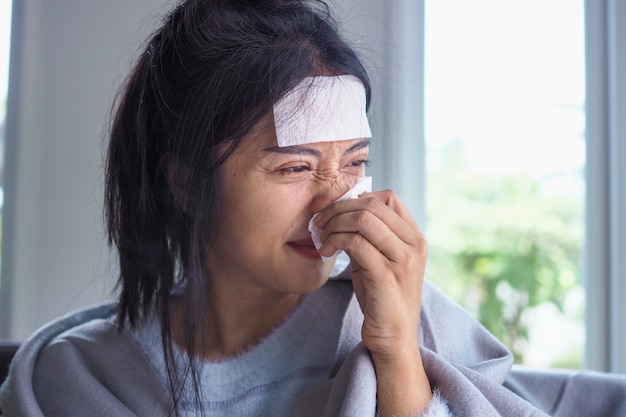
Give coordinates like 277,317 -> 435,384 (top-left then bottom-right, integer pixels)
506,365 -> 626,416
1,281 -> 625,416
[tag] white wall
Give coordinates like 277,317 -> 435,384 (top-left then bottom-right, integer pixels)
0,0 -> 425,340
0,0 -> 174,340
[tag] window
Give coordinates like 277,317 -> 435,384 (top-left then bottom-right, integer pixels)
424,0 -> 586,368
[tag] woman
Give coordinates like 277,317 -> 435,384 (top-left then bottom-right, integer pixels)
0,0 -> 546,416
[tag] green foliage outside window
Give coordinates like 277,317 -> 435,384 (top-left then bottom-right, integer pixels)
426,140 -> 584,366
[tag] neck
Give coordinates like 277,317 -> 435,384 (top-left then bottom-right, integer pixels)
171,281 -> 301,360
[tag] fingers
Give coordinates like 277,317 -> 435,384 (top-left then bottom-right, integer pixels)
316,190 -> 419,239
315,190 -> 427,266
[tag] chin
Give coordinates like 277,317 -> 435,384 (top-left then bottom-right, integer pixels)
286,266 -> 333,295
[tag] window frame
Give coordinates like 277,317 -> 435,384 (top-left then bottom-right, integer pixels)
584,0 -> 626,373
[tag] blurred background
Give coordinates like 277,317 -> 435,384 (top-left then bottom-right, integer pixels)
424,0 -> 585,369
0,0 -> 624,373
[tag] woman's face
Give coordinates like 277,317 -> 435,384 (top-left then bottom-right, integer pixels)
206,116 -> 370,296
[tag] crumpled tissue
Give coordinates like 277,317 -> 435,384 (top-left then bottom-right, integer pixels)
308,176 -> 373,263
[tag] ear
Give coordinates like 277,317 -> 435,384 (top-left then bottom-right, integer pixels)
162,154 -> 193,214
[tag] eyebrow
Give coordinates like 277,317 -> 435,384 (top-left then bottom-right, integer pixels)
262,138 -> 370,156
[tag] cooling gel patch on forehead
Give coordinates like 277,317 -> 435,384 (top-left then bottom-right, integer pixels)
273,75 -> 371,147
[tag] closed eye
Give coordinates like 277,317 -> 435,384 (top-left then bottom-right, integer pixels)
280,165 -> 311,174
347,159 -> 372,168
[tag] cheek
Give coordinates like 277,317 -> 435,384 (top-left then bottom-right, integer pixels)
256,186 -> 311,227
264,191 -> 316,245
225,182 -> 311,234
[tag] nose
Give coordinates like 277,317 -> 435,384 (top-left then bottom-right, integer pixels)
308,176 -> 353,215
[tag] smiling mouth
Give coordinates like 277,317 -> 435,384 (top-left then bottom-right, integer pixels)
290,238 -> 316,247
288,239 -> 321,260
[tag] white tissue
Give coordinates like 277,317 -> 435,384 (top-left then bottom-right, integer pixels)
308,176 -> 373,262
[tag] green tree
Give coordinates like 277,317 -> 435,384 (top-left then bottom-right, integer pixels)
426,140 -> 583,364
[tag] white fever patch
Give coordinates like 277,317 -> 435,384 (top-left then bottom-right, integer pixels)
273,75 -> 371,147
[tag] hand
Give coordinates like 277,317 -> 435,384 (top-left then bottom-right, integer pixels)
315,190 -> 432,416
315,190 -> 426,358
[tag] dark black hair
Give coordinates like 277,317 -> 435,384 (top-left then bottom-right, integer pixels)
105,0 -> 370,414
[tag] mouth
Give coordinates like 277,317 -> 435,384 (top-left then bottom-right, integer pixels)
287,239 -> 321,260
